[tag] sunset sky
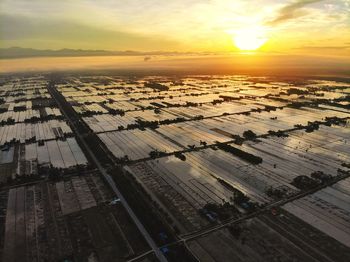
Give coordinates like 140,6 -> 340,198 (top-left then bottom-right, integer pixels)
1,0 -> 349,55
0,1 -> 349,74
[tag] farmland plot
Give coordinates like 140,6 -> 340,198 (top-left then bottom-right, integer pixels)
0,174 -> 150,261
0,120 -> 72,146
24,138 -> 87,168
99,129 -> 182,160
283,177 -> 350,248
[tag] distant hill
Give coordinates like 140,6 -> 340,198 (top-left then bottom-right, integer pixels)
0,47 -> 196,59
0,47 -> 152,59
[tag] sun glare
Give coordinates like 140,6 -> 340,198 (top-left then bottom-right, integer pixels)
233,27 -> 267,51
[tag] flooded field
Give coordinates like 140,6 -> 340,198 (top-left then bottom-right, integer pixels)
0,74 -> 349,261
0,76 -> 89,182
57,75 -> 350,254
0,75 -> 156,262
1,173 -> 150,261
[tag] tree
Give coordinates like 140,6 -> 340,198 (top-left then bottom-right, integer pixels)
291,175 -> 320,190
243,130 -> 257,139
233,190 -> 249,205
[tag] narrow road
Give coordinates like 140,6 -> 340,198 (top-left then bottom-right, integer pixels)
47,81 -> 168,262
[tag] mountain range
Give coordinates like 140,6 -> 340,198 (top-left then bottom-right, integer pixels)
0,47 -> 193,59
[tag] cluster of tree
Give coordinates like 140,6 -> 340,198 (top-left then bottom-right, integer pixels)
138,105 -> 157,111
251,108 -> 264,113
217,143 -> 262,164
287,88 -> 311,95
199,140 -> 207,146
310,171 -> 333,184
13,97 -> 28,103
265,105 -> 278,112
171,80 -> 184,86
96,92 -> 113,96
174,152 -> 186,161
291,175 -> 320,190
230,135 -> 244,145
324,116 -> 347,126
268,130 -> 289,137
200,202 -> 240,222
159,101 -> 204,109
13,105 -> 26,112
216,177 -> 257,212
287,101 -> 317,109
125,120 -> 157,130
150,102 -> 165,108
8,91 -> 26,97
185,101 -> 200,107
115,155 -> 130,164
266,186 -> 289,199
212,99 -> 224,105
0,118 -> 15,126
219,95 -> 240,101
243,130 -> 257,140
192,115 -> 204,120
130,95 -> 166,102
79,110 -> 104,117
231,190 -> 250,205
292,172 -> 337,191
162,101 -> 177,107
149,150 -> 167,159
24,116 -> 41,123
107,108 -> 125,116
29,114 -> 64,123
124,117 -> 187,131
305,121 -> 320,133
186,92 -> 210,97
136,119 -> 159,129
217,177 -> 236,191
341,162 -> 350,168
25,136 -> 36,144
335,95 -> 350,103
4,172 -> 41,186
0,114 -> 64,126
231,190 -> 258,212
31,98 -> 56,109
294,117 -> 347,134
144,82 -> 169,91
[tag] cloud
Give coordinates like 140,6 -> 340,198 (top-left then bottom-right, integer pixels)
266,0 -> 324,26
0,12 -> 180,50
0,0 -> 348,54
294,45 -> 350,50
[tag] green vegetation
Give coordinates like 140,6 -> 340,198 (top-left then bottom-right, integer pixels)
217,143 -> 262,164
243,130 -> 257,140
291,175 -> 320,190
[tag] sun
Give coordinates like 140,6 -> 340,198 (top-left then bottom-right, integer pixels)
233,27 -> 267,51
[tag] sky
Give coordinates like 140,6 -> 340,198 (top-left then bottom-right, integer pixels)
1,0 -> 349,56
